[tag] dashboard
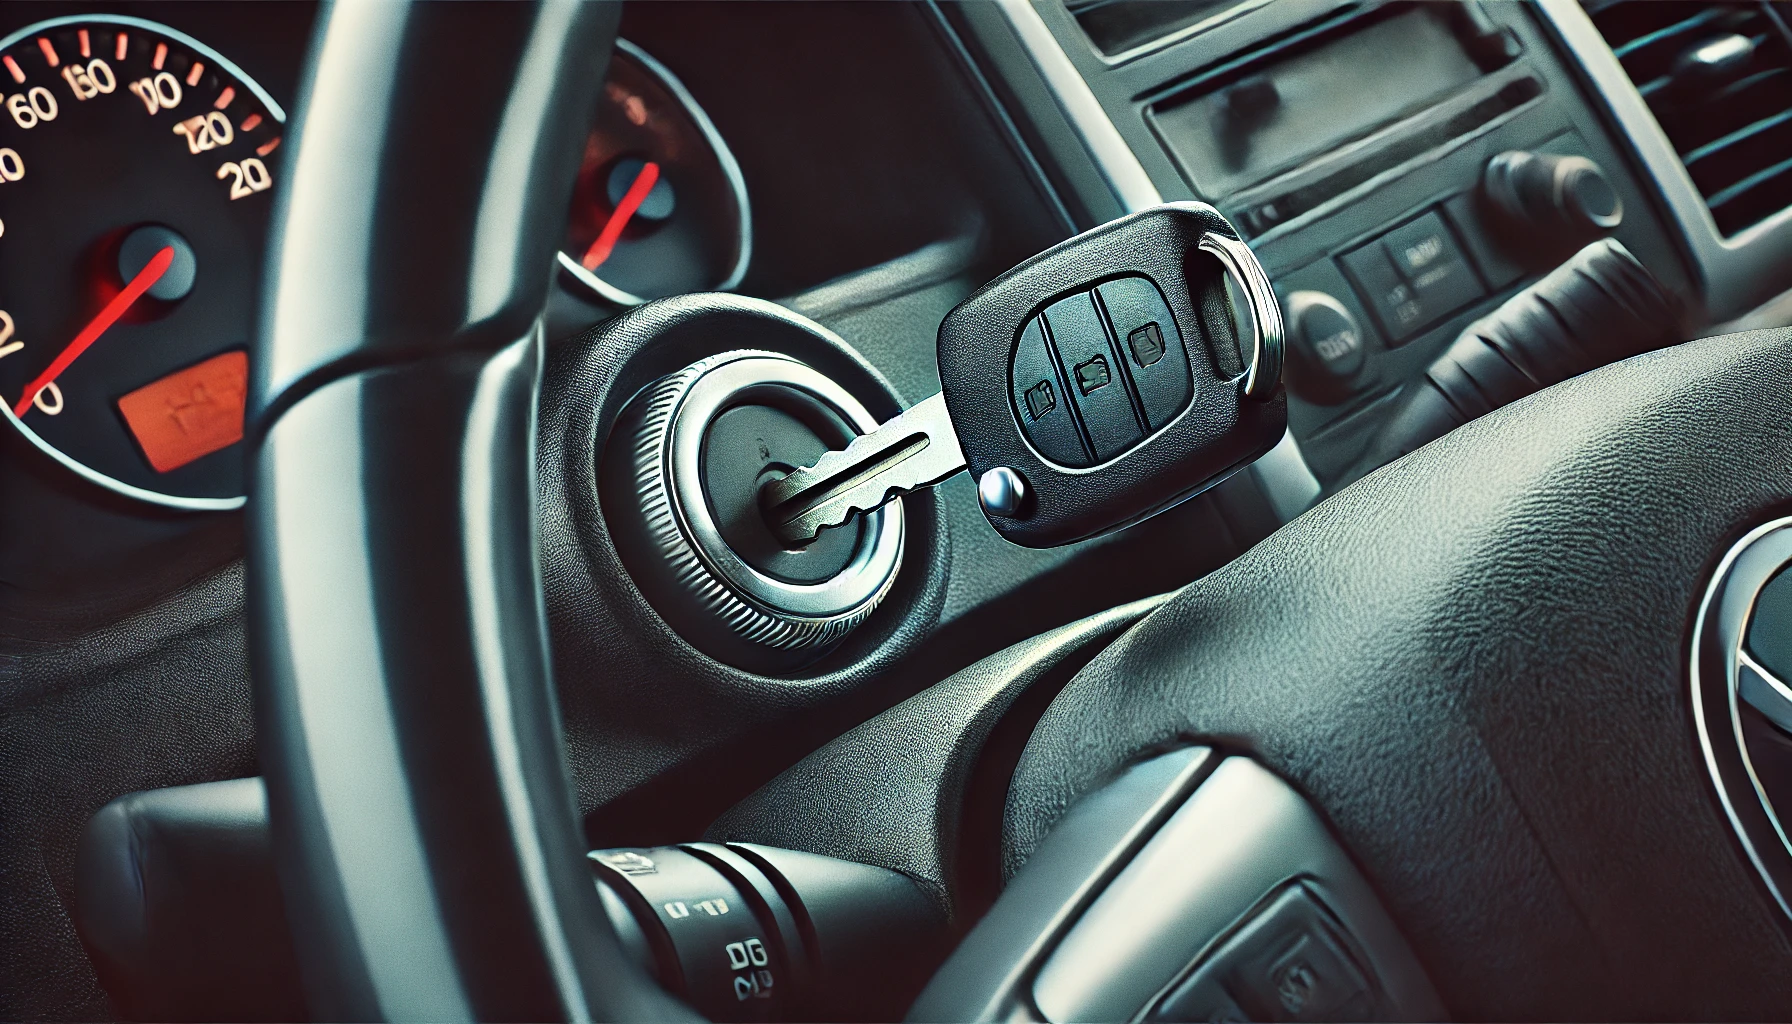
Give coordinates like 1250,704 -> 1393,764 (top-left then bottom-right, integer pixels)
4,1 -> 1792,1019
952,0 -> 1791,484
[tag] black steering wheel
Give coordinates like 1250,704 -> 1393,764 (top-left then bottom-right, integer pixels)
249,5 -> 683,1018
249,3 -> 1792,1020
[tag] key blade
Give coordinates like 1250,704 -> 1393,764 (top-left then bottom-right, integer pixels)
762,391 -> 966,546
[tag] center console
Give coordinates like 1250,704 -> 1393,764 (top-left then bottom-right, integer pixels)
939,0 -> 1746,486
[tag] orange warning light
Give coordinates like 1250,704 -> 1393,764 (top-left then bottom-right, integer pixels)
116,351 -> 248,473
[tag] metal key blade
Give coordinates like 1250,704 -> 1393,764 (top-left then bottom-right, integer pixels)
762,391 -> 966,546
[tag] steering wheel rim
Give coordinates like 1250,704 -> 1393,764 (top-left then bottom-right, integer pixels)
247,4 -> 686,1019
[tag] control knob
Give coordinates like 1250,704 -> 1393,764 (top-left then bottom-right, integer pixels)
1481,150 -> 1623,244
1284,290 -> 1365,403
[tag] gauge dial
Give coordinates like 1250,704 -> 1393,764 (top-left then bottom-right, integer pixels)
559,40 -> 751,306
0,15 -> 283,510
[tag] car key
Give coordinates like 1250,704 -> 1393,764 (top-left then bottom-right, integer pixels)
762,202 -> 1287,549
760,391 -> 966,546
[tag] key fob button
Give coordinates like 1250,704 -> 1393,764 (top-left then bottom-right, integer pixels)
939,203 -> 1289,548
1010,316 -> 1092,467
1042,292 -> 1144,463
1096,275 -> 1193,431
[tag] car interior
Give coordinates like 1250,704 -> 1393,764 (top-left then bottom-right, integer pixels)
8,0 -> 1792,1020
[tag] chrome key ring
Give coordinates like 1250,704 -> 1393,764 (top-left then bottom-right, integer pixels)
1198,231 -> 1285,402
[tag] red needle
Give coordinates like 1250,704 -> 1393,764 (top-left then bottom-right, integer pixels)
14,245 -> 176,418
581,160 -> 660,271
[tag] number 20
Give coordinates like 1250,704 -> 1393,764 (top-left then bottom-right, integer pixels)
0,310 -> 18,361
0,312 -> 60,416
217,157 -> 271,200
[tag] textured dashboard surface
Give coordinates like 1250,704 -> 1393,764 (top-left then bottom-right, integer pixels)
706,594 -> 1165,923
0,567 -> 254,1021
1006,327 -> 1792,1018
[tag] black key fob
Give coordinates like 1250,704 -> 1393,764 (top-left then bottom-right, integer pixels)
937,202 -> 1286,548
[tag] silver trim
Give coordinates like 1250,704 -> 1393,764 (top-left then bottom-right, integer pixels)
1536,0 -> 1792,320
623,350 -> 903,650
1252,429 -> 1321,521
992,0 -> 1163,214
1091,0 -> 1277,66
1690,515 -> 1792,922
1739,651 -> 1792,735
557,38 -> 751,307
1199,233 -> 1284,401
0,14 -> 290,512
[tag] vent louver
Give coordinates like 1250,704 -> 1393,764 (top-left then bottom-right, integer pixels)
1586,0 -> 1792,235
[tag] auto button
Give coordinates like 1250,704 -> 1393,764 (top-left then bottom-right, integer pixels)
1382,212 -> 1482,321
1341,211 -> 1485,344
1341,245 -> 1422,343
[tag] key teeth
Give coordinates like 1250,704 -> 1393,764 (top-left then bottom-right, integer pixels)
781,480 -> 910,546
763,392 -> 964,543
765,427 -> 914,511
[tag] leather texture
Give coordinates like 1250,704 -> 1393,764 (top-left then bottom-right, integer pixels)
72,778 -> 302,1022
706,595 -> 1165,923
0,566 -> 254,1022
1005,327 -> 1792,1019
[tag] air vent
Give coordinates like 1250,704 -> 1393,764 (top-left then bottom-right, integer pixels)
1586,0 -> 1792,236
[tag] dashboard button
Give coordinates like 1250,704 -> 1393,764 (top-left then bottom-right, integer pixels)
1150,885 -> 1379,1023
1341,244 -> 1424,343
1010,316 -> 1091,467
1096,275 -> 1192,430
1042,291 -> 1144,463
1381,212 -> 1483,320
1342,211 -> 1486,344
1285,290 -> 1365,396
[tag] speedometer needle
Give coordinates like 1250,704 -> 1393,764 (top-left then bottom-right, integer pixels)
581,160 -> 661,271
14,245 -> 175,418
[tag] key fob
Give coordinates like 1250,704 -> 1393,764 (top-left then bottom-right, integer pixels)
937,202 -> 1286,548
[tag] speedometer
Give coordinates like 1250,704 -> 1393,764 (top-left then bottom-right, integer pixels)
557,40 -> 751,307
0,15 -> 284,510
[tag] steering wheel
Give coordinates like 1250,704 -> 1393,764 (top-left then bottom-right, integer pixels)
249,5 -> 684,1018
249,3 -> 1792,1020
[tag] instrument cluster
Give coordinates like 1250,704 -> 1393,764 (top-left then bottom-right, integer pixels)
0,6 -> 753,515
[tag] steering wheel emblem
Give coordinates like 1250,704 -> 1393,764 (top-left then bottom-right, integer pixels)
1692,515 -> 1792,922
